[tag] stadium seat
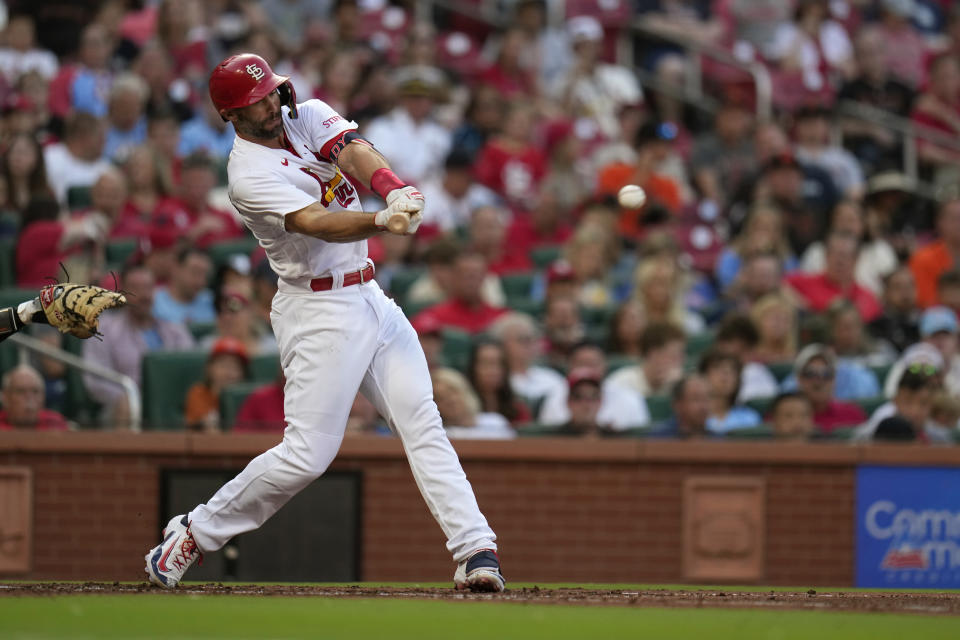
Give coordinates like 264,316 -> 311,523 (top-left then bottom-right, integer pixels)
870,363 -> 892,386
0,288 -> 36,311
685,331 -> 714,363
250,353 -> 281,382
0,237 -> 15,288
220,380 -> 265,431
105,239 -> 138,268
529,245 -> 563,269
646,394 -> 672,423
506,298 -> 544,318
188,323 -> 217,341
206,237 -> 259,272
516,423 -> 569,437
388,268 -> 424,301
768,361 -> 795,383
441,329 -> 473,372
141,349 -> 208,429
66,186 -> 92,210
580,304 -> 616,329
745,396 -> 775,418
401,299 -> 433,319
726,425 -> 774,439
501,271 -> 535,302
607,354 -> 637,374
854,395 -> 888,417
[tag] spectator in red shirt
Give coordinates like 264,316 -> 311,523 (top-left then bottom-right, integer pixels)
15,196 -> 108,288
910,195 -> 960,308
473,100 -> 548,209
115,144 -> 180,239
469,205 -> 532,276
476,27 -> 536,99
0,364 -> 69,431
910,53 -> 960,169
160,152 -> 243,248
412,250 -> 507,334
233,376 -> 285,433
506,187 -> 574,257
794,344 -> 867,434
785,231 -> 882,321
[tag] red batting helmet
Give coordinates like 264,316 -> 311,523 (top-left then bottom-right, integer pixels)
208,53 -> 298,119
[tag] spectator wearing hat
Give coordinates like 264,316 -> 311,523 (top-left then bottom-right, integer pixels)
0,365 -> 69,432
792,106 -> 865,199
887,306 -> 960,396
365,65 -> 451,185
785,231 -> 882,322
539,340 -> 650,430
185,337 -> 250,432
791,344 -> 867,433
868,266 -> 920,354
83,263 -> 194,428
910,195 -> 960,308
837,26 -> 915,172
769,392 -> 816,441
473,100 -> 548,210
555,368 -> 608,436
411,250 -> 507,335
153,247 -> 215,325
417,149 -> 499,232
597,120 -> 684,242
431,367 -> 516,440
42,111 -> 111,206
651,374 -> 711,439
555,15 -> 642,139
489,311 -> 566,410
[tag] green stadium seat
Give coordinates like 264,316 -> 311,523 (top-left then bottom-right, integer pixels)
66,186 -> 92,210
516,423 -> 570,437
388,268 -> 424,301
250,353 -> 280,382
401,299 -> 433,319
828,426 -> 858,441
0,237 -> 15,288
141,349 -> 208,429
506,298 -> 544,318
726,425 -> 774,439
529,245 -> 563,269
870,363 -> 892,386
206,237 -> 259,271
745,396 -> 775,418
646,394 -> 672,423
220,380 -> 265,431
607,354 -> 638,374
188,322 -> 217,341
441,329 -> 473,372
105,239 -> 138,268
501,272 -> 535,301
0,288 -> 36,311
580,304 -> 616,329
685,331 -> 714,363
768,361 -> 795,383
854,395 -> 888,417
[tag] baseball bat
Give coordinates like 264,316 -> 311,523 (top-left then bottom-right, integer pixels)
386,210 -> 410,234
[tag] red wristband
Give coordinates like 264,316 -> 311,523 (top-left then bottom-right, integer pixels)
370,168 -> 406,200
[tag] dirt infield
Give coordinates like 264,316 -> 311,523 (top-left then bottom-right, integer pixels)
1,583 -> 959,615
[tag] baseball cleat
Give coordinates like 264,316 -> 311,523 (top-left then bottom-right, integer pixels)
454,549 -> 505,593
144,515 -> 202,589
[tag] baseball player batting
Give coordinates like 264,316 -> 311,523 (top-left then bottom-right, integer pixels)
144,54 -> 504,592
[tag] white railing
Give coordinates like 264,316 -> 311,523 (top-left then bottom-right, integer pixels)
8,332 -> 141,432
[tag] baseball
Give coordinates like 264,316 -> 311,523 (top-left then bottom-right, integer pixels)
617,184 -> 647,209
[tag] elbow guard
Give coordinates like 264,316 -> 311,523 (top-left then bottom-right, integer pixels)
321,130 -> 373,164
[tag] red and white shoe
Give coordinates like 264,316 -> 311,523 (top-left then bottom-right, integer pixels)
454,549 -> 505,592
144,515 -> 202,589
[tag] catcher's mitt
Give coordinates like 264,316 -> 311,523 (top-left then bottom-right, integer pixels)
39,283 -> 126,339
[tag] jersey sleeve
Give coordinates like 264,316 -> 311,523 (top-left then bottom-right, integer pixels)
229,171 -> 317,228
296,99 -> 359,160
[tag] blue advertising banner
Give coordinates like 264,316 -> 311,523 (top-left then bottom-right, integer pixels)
856,466 -> 960,588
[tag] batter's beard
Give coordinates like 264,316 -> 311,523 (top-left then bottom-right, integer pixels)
235,115 -> 283,140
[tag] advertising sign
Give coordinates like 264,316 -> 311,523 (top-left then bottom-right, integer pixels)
856,466 -> 960,588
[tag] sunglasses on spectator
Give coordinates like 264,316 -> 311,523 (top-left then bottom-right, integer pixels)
906,363 -> 938,377
800,367 -> 834,380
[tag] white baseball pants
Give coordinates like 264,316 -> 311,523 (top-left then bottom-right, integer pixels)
188,278 -> 497,563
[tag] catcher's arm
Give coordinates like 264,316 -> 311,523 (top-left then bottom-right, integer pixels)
0,298 -> 47,344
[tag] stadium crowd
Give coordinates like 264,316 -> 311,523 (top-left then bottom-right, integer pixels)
0,0 -> 959,444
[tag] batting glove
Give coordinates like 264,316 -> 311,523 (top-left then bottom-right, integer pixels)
385,185 -> 425,215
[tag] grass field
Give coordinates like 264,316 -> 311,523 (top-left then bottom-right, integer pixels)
1,583 -> 959,640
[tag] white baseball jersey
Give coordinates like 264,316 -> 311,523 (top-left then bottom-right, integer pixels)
227,99 -> 366,281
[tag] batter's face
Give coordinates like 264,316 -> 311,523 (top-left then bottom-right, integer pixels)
228,90 -> 284,141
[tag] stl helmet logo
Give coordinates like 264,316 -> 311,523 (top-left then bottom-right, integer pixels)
245,64 -> 265,81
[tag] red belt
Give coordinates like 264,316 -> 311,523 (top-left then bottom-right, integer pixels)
310,263 -> 375,292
